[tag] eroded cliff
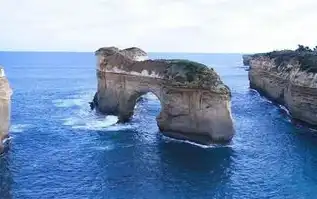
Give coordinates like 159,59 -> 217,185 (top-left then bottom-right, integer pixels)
245,50 -> 317,126
93,47 -> 234,144
0,67 -> 12,153
242,54 -> 253,66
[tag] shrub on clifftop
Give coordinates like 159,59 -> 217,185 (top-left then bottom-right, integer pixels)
252,45 -> 317,73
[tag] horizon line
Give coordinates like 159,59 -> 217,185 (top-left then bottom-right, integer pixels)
0,50 -> 255,54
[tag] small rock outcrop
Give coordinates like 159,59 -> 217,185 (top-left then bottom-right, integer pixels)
242,54 -> 253,66
245,49 -> 317,126
0,67 -> 12,153
92,47 -> 234,144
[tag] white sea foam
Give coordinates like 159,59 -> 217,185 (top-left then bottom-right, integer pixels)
250,89 -> 293,117
92,145 -> 115,151
2,136 -> 11,144
250,89 -> 274,104
278,104 -> 291,115
261,97 -> 273,104
53,98 -> 85,108
104,123 -> 136,131
65,115 -> 119,130
285,117 -> 292,123
10,124 -> 32,133
249,88 -> 260,95
162,135 -> 231,149
63,117 -> 79,126
57,92 -> 139,131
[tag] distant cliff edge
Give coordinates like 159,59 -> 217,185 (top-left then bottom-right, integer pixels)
0,66 -> 12,153
242,54 -> 253,66
243,46 -> 317,126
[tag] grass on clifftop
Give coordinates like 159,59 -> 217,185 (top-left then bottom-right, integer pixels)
160,59 -> 222,88
166,59 -> 210,82
253,45 -> 317,73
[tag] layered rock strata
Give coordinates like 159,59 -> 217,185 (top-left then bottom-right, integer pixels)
244,51 -> 317,126
0,67 -> 12,153
93,47 -> 234,144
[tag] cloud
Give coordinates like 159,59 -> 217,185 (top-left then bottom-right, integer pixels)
0,0 -> 317,52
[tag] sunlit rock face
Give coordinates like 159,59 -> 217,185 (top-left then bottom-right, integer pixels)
0,67 -> 12,153
92,47 -> 234,144
246,52 -> 317,126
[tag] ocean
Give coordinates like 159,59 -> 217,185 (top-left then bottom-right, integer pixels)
0,52 -> 317,199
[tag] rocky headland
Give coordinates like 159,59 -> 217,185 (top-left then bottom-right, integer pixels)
92,46 -> 234,144
244,46 -> 317,126
242,54 -> 253,66
0,66 -> 12,153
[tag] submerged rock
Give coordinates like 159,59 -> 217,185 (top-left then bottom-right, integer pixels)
0,66 -> 12,153
92,46 -> 234,144
247,50 -> 317,126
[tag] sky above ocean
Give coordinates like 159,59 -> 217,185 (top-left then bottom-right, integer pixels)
1,0 -> 317,53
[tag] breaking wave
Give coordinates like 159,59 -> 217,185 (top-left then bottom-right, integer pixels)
64,115 -> 119,130
54,93 -> 137,131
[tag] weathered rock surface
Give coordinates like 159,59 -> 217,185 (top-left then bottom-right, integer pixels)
245,51 -> 317,126
0,67 -> 12,153
93,47 -> 234,144
96,46 -> 148,61
242,54 -> 253,66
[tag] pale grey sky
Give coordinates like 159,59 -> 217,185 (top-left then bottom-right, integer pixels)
1,0 -> 316,53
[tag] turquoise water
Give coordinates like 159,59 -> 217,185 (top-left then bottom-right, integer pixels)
0,52 -> 317,199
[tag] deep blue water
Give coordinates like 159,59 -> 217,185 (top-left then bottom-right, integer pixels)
1,52 -> 317,199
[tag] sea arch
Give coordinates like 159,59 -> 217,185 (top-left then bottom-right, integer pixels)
92,47 -> 234,144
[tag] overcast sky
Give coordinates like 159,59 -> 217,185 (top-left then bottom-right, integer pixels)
1,0 -> 316,53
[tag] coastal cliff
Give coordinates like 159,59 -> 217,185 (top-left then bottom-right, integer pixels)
244,48 -> 317,126
242,54 -> 253,66
93,47 -> 234,144
0,67 -> 12,153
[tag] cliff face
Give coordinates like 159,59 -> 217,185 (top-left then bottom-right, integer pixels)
246,53 -> 317,126
93,47 -> 234,144
0,67 -> 12,153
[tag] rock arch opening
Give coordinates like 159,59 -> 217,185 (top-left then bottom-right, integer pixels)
120,90 -> 162,123
92,46 -> 234,144
133,92 -> 162,121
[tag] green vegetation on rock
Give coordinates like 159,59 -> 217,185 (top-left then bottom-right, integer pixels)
165,59 -> 211,82
252,45 -> 317,73
159,59 -> 228,92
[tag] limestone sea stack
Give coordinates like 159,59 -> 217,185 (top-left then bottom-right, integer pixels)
0,67 -> 12,153
92,46 -> 234,144
244,49 -> 317,126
